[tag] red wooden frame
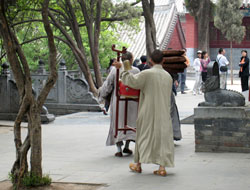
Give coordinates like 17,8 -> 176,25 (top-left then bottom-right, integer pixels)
111,45 -> 139,138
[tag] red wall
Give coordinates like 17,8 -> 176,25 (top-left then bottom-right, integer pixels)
168,24 -> 184,50
185,14 -> 198,48
185,13 -> 250,49
210,17 -> 250,48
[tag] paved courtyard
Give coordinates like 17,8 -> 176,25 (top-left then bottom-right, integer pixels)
0,79 -> 250,190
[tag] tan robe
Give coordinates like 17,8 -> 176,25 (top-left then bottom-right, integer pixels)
98,66 -> 140,146
121,64 -> 174,167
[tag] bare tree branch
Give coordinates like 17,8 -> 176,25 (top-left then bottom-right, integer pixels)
37,0 -> 58,110
131,0 -> 141,6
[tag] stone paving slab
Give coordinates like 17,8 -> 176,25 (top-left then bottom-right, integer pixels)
1,79 -> 250,190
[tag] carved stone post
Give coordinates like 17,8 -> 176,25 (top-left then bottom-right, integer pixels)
0,62 -> 11,113
37,59 -> 47,75
57,59 -> 67,103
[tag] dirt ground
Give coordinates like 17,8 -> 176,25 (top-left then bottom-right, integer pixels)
0,181 -> 104,190
0,127 -> 12,134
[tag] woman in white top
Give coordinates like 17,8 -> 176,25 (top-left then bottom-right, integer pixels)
192,50 -> 202,95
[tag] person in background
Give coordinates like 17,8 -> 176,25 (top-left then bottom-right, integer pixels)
107,58 -> 115,74
178,48 -> 189,94
200,51 -> 210,82
192,50 -> 202,95
169,74 -> 181,140
239,50 -> 249,92
133,59 -> 140,67
216,48 -> 229,89
171,73 -> 179,96
102,59 -> 116,115
137,55 -> 150,71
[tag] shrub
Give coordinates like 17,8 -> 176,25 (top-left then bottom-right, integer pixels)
9,172 -> 52,188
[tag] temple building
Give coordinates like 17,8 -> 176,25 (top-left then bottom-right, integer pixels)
118,0 -> 186,59
118,0 -> 250,69
184,0 -> 250,68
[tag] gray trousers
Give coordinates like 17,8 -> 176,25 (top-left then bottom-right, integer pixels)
220,72 -> 227,89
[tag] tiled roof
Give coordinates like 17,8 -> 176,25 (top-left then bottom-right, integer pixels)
212,0 -> 250,4
114,0 -> 185,13
118,3 -> 180,59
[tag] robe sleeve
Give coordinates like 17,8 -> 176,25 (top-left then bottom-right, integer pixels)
98,68 -> 115,101
121,70 -> 146,90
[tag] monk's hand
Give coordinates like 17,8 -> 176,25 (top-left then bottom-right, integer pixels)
123,60 -> 132,71
113,60 -> 122,69
183,55 -> 190,67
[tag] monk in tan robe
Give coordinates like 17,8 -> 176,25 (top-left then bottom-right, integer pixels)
114,49 -> 174,176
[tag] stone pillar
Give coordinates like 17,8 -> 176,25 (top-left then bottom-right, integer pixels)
194,107 -> 250,153
37,59 -> 47,74
57,59 -> 67,103
0,63 -> 11,113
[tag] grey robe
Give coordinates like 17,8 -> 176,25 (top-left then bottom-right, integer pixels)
171,93 -> 182,140
99,66 -> 140,146
121,64 -> 174,167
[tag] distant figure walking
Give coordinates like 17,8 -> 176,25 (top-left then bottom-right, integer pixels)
239,50 -> 249,92
192,50 -> 202,95
216,48 -> 229,89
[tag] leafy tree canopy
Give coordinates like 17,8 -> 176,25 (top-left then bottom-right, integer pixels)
214,0 -> 245,43
0,0 -> 141,71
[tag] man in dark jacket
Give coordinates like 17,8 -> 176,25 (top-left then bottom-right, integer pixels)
239,50 -> 249,92
137,55 -> 150,71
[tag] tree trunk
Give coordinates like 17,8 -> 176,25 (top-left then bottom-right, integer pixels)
79,0 -> 103,88
142,0 -> 157,57
0,0 -> 58,188
197,0 -> 210,52
230,41 -> 233,85
48,10 -> 98,95
28,102 -> 42,177
92,0 -> 103,88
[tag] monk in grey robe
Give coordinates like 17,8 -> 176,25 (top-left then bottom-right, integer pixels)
114,50 -> 174,176
171,93 -> 182,140
98,52 -> 140,157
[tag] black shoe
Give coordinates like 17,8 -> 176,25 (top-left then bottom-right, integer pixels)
115,152 -> 123,157
102,108 -> 108,115
123,148 -> 133,155
181,91 -> 187,94
174,137 -> 181,141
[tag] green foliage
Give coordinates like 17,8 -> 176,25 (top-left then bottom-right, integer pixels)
214,0 -> 245,43
9,172 -> 52,188
185,0 -> 201,18
22,173 -> 51,187
185,0 -> 216,20
8,172 -> 15,184
0,0 -> 140,72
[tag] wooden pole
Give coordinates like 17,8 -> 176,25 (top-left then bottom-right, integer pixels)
230,41 -> 233,85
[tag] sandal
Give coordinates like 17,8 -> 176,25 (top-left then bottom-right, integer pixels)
129,163 -> 142,173
153,170 -> 167,177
